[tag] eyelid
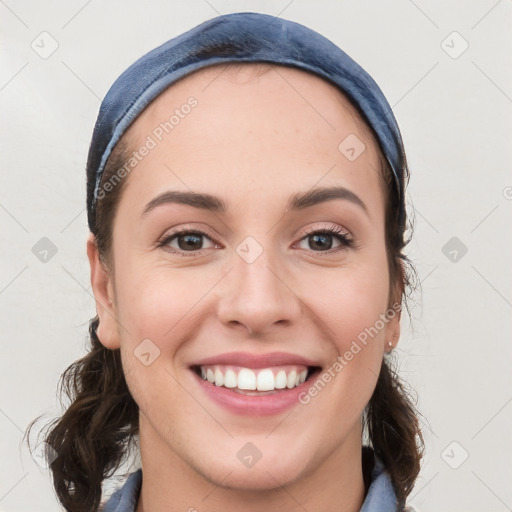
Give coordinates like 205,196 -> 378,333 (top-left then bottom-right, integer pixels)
301,224 -> 352,239
158,223 -> 220,244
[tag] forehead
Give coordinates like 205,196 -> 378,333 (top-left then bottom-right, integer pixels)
116,62 -> 385,220
125,62 -> 380,154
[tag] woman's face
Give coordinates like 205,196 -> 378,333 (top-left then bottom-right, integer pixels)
89,64 -> 400,490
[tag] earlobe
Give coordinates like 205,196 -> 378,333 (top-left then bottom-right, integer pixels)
386,298 -> 402,352
86,233 -> 120,349
386,328 -> 400,353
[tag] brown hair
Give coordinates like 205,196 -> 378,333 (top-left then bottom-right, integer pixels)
24,63 -> 424,512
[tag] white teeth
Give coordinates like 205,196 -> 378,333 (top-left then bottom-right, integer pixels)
286,370 -> 297,389
198,365 -> 310,392
256,369 -> 275,391
237,368 -> 256,390
275,370 -> 287,389
224,369 -> 237,388
214,368 -> 224,386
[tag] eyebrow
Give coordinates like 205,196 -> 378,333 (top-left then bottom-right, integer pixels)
141,186 -> 368,217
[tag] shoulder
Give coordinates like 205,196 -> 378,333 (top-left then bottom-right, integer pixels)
100,469 -> 143,512
360,447 -> 417,512
360,452 -> 397,512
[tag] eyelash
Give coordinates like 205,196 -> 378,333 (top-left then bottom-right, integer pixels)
157,225 -> 354,257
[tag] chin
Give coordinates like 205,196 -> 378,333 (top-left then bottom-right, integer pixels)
192,441 -> 312,491
210,463 -> 305,491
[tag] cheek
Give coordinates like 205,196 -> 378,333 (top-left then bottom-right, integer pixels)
115,264 -> 203,343
114,243 -> 390,358
310,260 -> 390,343
112,257 -> 226,400
304,257 -> 389,393
114,265 -> 206,422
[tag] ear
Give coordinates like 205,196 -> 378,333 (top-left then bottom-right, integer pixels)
385,259 -> 404,353
86,233 -> 120,349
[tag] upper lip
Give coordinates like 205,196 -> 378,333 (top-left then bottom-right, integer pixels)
191,351 -> 321,369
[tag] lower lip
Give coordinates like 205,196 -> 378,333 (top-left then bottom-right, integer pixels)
192,369 -> 320,416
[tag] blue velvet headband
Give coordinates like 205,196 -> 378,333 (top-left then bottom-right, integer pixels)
86,11 -> 406,233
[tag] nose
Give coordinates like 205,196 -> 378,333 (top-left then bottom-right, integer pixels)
216,244 -> 302,336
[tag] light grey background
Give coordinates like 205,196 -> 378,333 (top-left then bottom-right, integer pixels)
1,1 -> 511,511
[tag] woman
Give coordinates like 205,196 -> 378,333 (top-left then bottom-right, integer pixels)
26,12 -> 424,512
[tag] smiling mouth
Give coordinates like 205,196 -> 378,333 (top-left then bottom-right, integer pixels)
191,364 -> 321,395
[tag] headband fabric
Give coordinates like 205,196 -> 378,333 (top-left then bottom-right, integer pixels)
86,12 -> 406,232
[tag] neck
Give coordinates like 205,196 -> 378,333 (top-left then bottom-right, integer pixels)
135,415 -> 366,512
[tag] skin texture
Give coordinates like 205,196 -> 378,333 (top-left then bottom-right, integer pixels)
87,63 -> 401,512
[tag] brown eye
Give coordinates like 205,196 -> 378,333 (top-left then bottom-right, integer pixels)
159,229 -> 219,255
174,233 -> 204,251
296,226 -> 353,252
